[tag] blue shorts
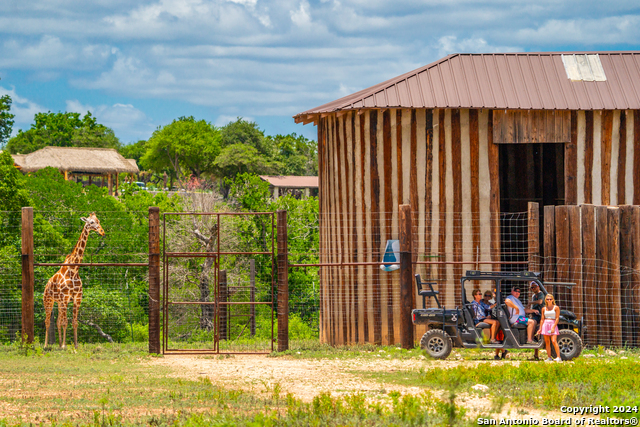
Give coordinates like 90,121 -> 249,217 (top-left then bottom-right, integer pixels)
514,315 -> 529,326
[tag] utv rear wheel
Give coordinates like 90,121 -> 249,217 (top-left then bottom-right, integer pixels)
551,330 -> 583,360
420,329 -> 453,359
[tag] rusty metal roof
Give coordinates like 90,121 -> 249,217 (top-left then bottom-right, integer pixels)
295,52 -> 640,122
259,175 -> 318,188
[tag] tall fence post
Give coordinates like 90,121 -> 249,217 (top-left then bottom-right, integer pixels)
399,204 -> 414,349
250,259 -> 256,337
148,207 -> 161,354
527,202 -> 540,272
21,207 -> 34,344
219,270 -> 228,341
277,210 -> 289,352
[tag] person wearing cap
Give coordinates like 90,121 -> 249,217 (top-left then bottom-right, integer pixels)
505,287 -> 540,345
528,281 -> 544,324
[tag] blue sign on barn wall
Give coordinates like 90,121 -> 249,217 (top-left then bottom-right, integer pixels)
380,240 -> 400,272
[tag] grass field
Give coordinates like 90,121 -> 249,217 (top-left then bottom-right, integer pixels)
1,341 -> 638,426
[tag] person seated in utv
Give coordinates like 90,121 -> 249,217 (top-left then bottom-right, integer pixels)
471,289 -> 500,344
528,281 -> 544,325
505,287 -> 540,345
483,291 -> 508,359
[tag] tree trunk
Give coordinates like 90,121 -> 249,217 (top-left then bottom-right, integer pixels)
193,221 -> 218,331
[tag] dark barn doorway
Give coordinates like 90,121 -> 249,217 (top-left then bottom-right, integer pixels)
499,143 -> 565,271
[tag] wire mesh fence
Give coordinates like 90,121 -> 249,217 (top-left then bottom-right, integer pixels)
4,204 -> 640,350
0,210 -> 150,345
298,207 -> 640,348
0,211 -> 22,342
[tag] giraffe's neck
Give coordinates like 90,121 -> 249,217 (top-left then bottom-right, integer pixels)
66,225 -> 91,264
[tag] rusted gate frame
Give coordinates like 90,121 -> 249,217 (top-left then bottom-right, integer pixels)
162,211 -> 275,355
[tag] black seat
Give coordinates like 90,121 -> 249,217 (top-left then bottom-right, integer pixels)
415,274 -> 440,308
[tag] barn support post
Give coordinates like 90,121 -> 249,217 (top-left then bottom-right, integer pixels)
250,259 -> 256,337
277,210 -> 289,352
219,270 -> 228,341
21,207 -> 34,344
527,202 -> 540,272
148,206 -> 161,354
399,204 -> 414,349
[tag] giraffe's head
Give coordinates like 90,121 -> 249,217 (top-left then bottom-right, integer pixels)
81,213 -> 105,236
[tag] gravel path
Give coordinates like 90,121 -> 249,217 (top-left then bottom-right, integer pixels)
150,354 -> 576,421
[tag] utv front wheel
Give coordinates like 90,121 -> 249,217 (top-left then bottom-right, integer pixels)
551,330 -> 583,360
420,329 -> 453,359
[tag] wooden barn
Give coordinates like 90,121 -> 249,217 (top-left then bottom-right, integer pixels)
294,52 -> 640,346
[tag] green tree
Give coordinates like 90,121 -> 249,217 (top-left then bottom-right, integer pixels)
0,150 -> 30,212
0,80 -> 14,148
267,133 -> 318,176
0,150 -> 30,248
119,139 -> 147,164
6,111 -> 120,154
140,116 -> 221,187
213,144 -> 280,178
220,118 -> 271,156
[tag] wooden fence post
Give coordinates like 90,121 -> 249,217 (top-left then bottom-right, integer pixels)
527,202 -> 540,272
568,206 -> 583,321
543,206 -> 556,296
250,259 -> 256,337
619,205 -> 639,346
148,207 -> 161,354
21,207 -> 34,344
277,210 -> 289,352
399,204 -> 414,349
595,206 -> 609,346
608,207 -> 622,347
219,270 -> 228,341
555,206 -> 571,309
581,204 -> 596,347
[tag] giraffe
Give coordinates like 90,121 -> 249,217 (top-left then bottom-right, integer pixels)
44,213 -> 105,349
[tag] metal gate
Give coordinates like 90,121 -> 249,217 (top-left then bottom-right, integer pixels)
162,212 -> 275,354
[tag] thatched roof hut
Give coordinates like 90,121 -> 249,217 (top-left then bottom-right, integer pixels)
11,146 -> 139,174
11,146 -> 139,196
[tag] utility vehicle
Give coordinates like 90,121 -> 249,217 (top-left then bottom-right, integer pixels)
412,270 -> 583,360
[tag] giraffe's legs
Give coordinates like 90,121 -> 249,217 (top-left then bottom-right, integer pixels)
58,297 -> 70,349
43,288 -> 54,348
72,293 -> 82,349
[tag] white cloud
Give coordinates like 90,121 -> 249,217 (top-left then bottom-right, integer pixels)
436,35 -> 522,58
65,99 -> 154,142
2,0 -> 640,141
215,115 -> 254,127
515,16 -> 640,45
290,0 -> 311,26
0,35 -> 114,71
0,86 -> 46,131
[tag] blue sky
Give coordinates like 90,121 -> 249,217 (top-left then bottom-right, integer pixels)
1,0 -> 639,144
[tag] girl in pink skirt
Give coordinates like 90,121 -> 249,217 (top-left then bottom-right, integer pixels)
538,294 -> 561,362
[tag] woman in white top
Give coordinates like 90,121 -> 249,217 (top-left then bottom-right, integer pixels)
537,293 -> 561,362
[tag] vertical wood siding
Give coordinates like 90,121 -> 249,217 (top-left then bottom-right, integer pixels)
576,110 -> 637,206
318,108 -> 638,345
